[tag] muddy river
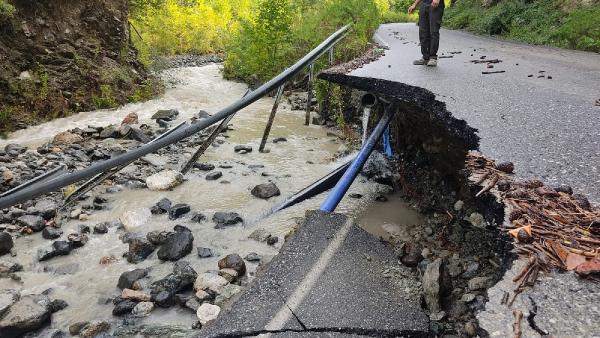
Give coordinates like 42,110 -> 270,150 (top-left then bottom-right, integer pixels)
0,64 -> 423,333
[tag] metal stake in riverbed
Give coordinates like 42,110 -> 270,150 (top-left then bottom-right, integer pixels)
304,63 -> 315,126
180,90 -> 251,174
258,84 -> 286,153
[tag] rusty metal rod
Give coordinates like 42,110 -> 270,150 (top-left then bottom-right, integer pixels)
259,84 -> 285,153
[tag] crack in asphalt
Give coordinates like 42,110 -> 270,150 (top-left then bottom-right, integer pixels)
527,296 -> 549,336
208,327 -> 429,337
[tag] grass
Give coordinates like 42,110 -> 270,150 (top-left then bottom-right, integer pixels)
445,0 -> 600,52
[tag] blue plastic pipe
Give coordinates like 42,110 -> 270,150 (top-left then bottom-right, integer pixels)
320,104 -> 397,213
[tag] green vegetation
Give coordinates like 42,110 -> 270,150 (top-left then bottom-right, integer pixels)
92,85 -> 118,109
0,0 -> 15,17
445,0 -> 600,52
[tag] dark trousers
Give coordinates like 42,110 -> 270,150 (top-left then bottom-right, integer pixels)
419,2 -> 445,60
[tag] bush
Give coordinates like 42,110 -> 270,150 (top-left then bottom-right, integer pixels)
224,0 -> 382,83
0,0 -> 15,17
445,0 -> 600,52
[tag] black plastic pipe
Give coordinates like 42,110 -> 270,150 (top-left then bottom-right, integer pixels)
0,25 -> 350,209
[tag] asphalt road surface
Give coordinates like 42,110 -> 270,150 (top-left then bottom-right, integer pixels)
353,23 -> 600,203
201,211 -> 428,337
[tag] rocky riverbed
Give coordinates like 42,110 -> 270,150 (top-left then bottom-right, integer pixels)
0,64 -> 397,337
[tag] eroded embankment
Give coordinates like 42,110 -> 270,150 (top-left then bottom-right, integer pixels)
319,71 -> 513,336
319,68 -> 600,336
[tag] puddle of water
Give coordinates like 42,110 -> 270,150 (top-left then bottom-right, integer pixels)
0,65 -> 394,331
357,194 -> 425,242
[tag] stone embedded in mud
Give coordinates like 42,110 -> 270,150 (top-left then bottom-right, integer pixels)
48,299 -> 68,313
218,254 -> 246,276
151,198 -> 172,215
132,301 -> 154,317
572,194 -> 591,211
38,241 -> 73,261
197,247 -> 214,258
198,110 -> 211,119
466,213 -> 486,229
41,227 -> 63,240
497,180 -> 511,192
168,204 -> 191,220
0,294 -> 51,337
122,289 -> 151,302
0,232 -> 14,256
127,238 -> 156,264
52,132 -> 83,145
69,322 -> 89,336
152,109 -> 179,121
0,261 -> 22,278
17,215 -> 46,232
78,224 -> 91,234
273,137 -> 287,143
234,145 -> 253,154
150,261 -> 198,307
185,298 -> 201,311
495,161 -> 514,174
78,320 -> 111,338
4,144 -> 27,155
468,276 -> 490,290
554,184 -> 573,195
400,243 -> 423,267
146,170 -> 183,191
33,199 -> 58,220
118,269 -> 148,290
112,299 -> 138,316
93,223 -> 109,234
120,208 -> 152,231
146,231 -> 174,245
422,258 -> 450,314
251,183 -> 281,199
99,125 -> 120,139
191,212 -> 207,223
196,303 -> 221,325
194,163 -> 215,171
67,233 -> 88,248
212,212 -> 243,227
218,268 -> 239,282
214,284 -> 243,307
205,171 -> 223,181
244,252 -> 261,262
122,112 -> 139,125
194,273 -> 229,294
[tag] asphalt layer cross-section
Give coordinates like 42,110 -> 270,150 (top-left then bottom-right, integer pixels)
200,210 -> 429,337
352,23 -> 600,203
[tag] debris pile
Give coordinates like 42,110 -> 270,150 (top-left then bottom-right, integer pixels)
467,152 -> 600,294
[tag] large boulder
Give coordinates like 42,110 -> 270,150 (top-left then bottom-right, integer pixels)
157,226 -> 194,261
251,183 -> 281,199
0,233 -> 13,256
146,170 -> 183,191
212,212 -> 243,228
0,294 -> 51,338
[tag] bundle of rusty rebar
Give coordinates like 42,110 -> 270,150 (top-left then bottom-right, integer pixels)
466,152 -> 600,288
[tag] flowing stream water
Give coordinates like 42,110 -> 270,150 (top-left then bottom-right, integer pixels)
0,64 -> 423,333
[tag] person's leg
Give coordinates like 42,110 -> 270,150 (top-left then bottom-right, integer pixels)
418,3 -> 431,61
428,3 -> 445,60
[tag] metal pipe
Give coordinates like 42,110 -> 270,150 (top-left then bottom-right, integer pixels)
320,103 -> 398,213
361,93 -> 378,108
258,84 -> 285,153
0,24 -> 350,209
304,63 -> 315,126
0,165 -> 65,198
271,160 -> 352,214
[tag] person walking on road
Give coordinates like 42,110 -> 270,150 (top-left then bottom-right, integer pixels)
408,0 -> 445,67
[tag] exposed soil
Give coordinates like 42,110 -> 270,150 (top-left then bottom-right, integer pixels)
0,0 -> 159,134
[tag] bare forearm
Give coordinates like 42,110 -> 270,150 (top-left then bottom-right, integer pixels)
412,0 -> 422,7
